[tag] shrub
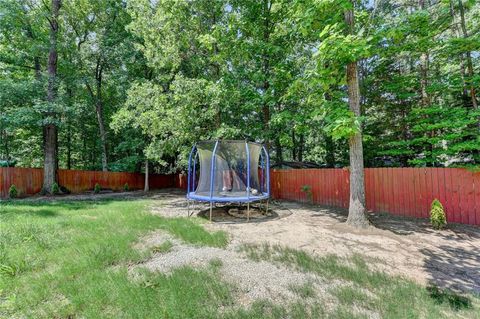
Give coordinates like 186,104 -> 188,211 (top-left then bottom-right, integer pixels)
8,184 -> 17,199
51,182 -> 59,195
59,185 -> 71,194
123,183 -> 129,192
300,185 -> 313,203
430,199 -> 447,230
94,183 -> 101,194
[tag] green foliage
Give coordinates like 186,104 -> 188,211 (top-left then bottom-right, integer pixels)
0,160 -> 17,167
1,0 -> 480,173
51,182 -> 59,195
8,184 -> 17,199
300,185 -> 313,202
123,183 -> 129,192
430,199 -> 447,230
94,183 -> 101,194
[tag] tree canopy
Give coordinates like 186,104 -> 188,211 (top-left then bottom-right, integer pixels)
0,0 -> 479,174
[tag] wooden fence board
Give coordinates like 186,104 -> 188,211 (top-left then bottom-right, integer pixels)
474,172 -> 480,226
2,166 -> 480,227
0,167 -> 175,198
269,167 -> 479,227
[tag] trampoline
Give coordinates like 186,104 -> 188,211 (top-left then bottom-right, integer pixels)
186,140 -> 270,221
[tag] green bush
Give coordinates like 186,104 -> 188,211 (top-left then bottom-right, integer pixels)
123,183 -> 129,192
94,183 -> 101,194
300,185 -> 313,203
51,182 -> 59,195
60,185 -> 71,194
8,184 -> 17,199
430,199 -> 447,230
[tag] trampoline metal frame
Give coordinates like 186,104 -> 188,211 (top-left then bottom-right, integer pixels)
186,140 -> 270,221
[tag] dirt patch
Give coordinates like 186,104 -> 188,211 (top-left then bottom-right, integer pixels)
150,191 -> 480,294
195,204 -> 291,223
131,230 -> 332,308
16,189 -> 159,202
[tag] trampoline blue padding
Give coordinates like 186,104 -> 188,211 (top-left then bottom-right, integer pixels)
187,192 -> 269,203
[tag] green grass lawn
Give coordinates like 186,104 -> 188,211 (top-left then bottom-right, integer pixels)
0,198 -> 229,318
1,197 -> 479,319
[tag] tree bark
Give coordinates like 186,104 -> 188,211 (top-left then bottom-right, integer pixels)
298,134 -> 304,162
458,0 -> 478,110
96,99 -> 108,171
345,4 -> 370,228
449,0 -> 469,107
291,130 -> 296,160
144,159 -> 149,192
95,62 -> 108,171
262,0 -> 271,149
43,0 -> 60,192
85,60 -> 108,171
274,138 -> 283,164
325,135 -> 335,167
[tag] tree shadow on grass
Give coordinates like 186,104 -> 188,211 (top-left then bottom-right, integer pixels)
29,209 -> 59,217
426,286 -> 473,311
369,212 -> 480,242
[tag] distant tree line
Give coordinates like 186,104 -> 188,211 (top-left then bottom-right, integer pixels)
0,0 -> 479,173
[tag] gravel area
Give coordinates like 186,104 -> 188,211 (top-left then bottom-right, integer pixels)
135,231 -> 326,307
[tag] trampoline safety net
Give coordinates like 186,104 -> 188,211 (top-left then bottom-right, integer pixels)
187,140 -> 270,203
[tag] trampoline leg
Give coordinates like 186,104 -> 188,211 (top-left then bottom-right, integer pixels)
209,202 -> 213,221
247,202 -> 250,222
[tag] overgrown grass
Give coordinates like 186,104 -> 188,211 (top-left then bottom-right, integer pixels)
0,198 -> 229,318
240,243 -> 480,319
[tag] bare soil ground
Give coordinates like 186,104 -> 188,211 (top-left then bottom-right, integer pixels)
149,189 -> 480,295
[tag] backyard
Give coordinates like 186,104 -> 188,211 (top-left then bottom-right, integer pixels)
1,190 -> 479,319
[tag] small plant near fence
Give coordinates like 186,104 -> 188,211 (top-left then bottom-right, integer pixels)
94,183 -> 101,194
300,185 -> 313,203
51,182 -> 60,195
430,199 -> 447,230
9,184 -> 17,199
124,183 -> 129,192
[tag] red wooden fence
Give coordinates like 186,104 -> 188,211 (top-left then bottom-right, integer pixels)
0,167 -> 175,198
271,168 -> 480,226
3,167 -> 480,226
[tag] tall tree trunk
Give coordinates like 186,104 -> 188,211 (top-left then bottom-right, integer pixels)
43,0 -> 60,192
449,1 -> 469,107
274,138 -> 283,164
96,99 -> 108,171
324,92 -> 336,167
325,135 -> 335,168
66,123 -> 72,170
458,0 -> 478,110
344,4 -> 370,228
262,0 -> 271,149
419,0 -> 435,166
291,130 -> 296,160
95,65 -> 108,171
298,134 -> 304,162
85,62 -> 108,171
144,159 -> 149,192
